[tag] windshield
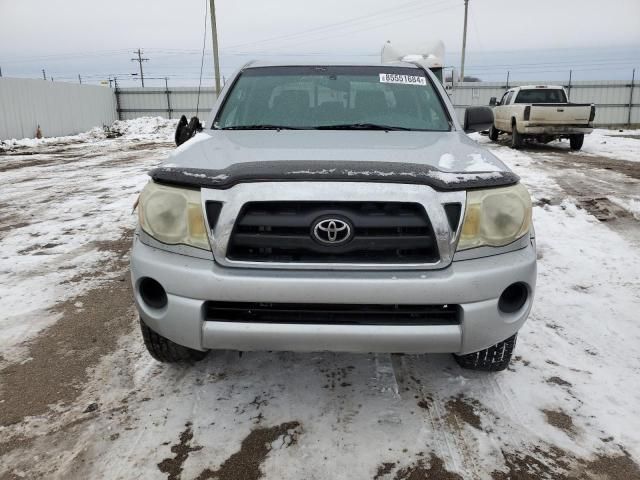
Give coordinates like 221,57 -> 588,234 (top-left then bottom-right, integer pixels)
214,66 -> 451,131
514,89 -> 567,104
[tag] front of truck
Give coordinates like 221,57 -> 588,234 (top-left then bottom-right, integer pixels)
131,61 -> 536,371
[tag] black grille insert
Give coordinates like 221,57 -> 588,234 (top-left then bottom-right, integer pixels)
226,201 -> 439,263
204,302 -> 460,325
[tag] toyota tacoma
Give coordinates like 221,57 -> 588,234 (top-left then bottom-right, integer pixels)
131,61 -> 536,371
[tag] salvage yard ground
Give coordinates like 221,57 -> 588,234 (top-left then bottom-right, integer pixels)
1,120 -> 640,479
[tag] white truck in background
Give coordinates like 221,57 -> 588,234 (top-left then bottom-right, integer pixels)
488,85 -> 595,150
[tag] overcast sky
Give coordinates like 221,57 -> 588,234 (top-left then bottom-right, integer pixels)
1,0 -> 638,84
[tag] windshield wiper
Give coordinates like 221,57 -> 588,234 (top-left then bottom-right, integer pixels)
313,123 -> 413,131
219,124 -> 302,130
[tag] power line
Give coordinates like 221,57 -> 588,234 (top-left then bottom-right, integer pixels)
222,0 -> 428,51
469,1 -> 484,54
197,0 -> 209,116
221,0 -> 457,52
258,3 -> 463,51
131,48 -> 149,87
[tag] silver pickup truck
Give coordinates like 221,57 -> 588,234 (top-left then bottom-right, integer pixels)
489,85 -> 595,150
131,61 -> 536,372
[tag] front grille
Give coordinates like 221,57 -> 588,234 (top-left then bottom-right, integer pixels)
204,302 -> 460,325
226,202 -> 439,263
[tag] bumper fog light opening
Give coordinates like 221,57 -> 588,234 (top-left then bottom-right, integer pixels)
498,282 -> 528,314
139,277 -> 168,310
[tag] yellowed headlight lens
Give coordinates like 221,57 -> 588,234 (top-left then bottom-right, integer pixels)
138,181 -> 210,250
457,183 -> 532,250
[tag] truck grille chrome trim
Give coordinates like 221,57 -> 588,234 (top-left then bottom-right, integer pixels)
226,201 -> 439,264
199,182 -> 466,270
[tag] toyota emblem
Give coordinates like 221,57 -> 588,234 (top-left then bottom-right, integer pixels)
312,217 -> 353,245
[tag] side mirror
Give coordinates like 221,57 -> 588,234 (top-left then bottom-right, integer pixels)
489,97 -> 497,107
464,106 -> 494,133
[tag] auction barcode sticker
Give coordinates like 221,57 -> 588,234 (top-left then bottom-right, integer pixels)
379,73 -> 427,85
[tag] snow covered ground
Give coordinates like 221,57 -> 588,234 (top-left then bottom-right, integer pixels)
1,121 -> 640,480
580,129 -> 640,163
0,118 -> 176,360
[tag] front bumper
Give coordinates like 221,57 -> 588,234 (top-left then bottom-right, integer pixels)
131,235 -> 537,355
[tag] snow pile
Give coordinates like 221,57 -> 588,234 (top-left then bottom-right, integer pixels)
579,128 -> 640,162
0,126 -> 106,149
109,116 -> 177,141
610,196 -> 640,220
0,117 -> 177,151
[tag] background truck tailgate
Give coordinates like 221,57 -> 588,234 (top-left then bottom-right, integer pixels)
529,104 -> 592,125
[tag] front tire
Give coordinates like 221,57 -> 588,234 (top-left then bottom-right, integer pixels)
569,134 -> 584,151
453,334 -> 517,371
488,124 -> 499,141
140,319 -> 209,363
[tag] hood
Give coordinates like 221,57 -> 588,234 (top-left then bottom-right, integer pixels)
165,130 -> 509,173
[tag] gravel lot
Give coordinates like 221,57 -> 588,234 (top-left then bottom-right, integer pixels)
1,120 -> 639,480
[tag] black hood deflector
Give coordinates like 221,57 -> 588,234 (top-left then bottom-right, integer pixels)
150,161 -> 519,191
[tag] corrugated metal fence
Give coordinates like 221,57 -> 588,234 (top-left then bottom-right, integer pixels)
115,86 -> 217,121
1,77 -> 637,140
0,77 -> 117,140
447,80 -> 639,127
116,80 -> 638,128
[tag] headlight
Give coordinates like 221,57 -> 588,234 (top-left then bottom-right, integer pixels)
138,181 -> 210,250
457,183 -> 532,250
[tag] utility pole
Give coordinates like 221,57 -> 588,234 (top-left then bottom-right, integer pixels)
131,48 -> 149,87
114,77 -> 122,121
164,77 -> 173,119
0,66 -> 3,77
78,74 -> 82,84
629,68 -> 636,128
42,69 -> 47,80
209,0 -> 221,96
460,0 -> 469,82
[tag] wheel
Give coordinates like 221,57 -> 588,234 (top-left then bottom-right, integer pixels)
453,334 -> 517,372
488,124 -> 499,141
569,134 -> 584,151
140,318 -> 209,363
510,122 -> 523,149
